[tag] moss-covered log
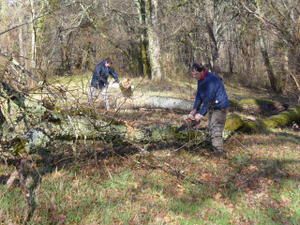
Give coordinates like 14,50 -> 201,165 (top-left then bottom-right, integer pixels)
263,106 -> 300,128
223,105 -> 300,133
223,114 -> 245,138
238,98 -> 288,115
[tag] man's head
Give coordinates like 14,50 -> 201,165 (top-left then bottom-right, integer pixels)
191,63 -> 207,80
105,58 -> 113,67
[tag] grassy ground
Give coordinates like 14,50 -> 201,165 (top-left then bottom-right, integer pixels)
1,128 -> 299,224
1,75 -> 299,224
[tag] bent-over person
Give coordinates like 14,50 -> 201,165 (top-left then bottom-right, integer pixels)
187,63 -> 229,155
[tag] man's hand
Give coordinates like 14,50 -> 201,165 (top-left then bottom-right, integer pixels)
194,113 -> 203,122
189,109 -> 197,116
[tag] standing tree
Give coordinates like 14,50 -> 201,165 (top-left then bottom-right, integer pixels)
145,0 -> 163,81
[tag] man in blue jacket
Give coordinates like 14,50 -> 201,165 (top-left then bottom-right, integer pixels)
88,58 -> 119,109
187,63 -> 229,155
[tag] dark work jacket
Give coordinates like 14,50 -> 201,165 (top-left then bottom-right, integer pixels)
193,72 -> 229,116
90,60 -> 119,89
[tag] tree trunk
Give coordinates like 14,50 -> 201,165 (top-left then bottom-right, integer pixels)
204,0 -> 219,71
287,47 -> 300,101
135,0 -> 151,78
145,0 -> 163,81
141,37 -> 151,78
18,15 -> 26,69
258,28 -> 281,93
29,0 -> 37,69
255,0 -> 281,93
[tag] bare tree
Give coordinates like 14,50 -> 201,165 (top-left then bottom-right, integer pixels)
145,0 -> 163,81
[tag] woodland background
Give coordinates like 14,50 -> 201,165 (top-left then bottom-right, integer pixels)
0,0 -> 299,97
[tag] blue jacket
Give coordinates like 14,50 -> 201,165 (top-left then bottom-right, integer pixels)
193,72 -> 229,116
90,60 -> 119,88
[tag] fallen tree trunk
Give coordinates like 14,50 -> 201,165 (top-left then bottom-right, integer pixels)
224,105 -> 300,133
263,106 -> 300,128
115,95 -> 193,111
114,94 -> 288,116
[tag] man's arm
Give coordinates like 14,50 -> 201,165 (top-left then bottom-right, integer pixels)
192,83 -> 202,112
109,68 -> 119,83
197,82 -> 214,116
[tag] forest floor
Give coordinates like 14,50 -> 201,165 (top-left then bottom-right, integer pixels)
0,74 -> 299,225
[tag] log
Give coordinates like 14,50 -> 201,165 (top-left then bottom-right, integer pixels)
114,94 -> 288,116
223,105 -> 300,134
224,114 -> 245,138
238,98 -> 288,115
263,106 -> 300,128
115,95 -> 193,112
